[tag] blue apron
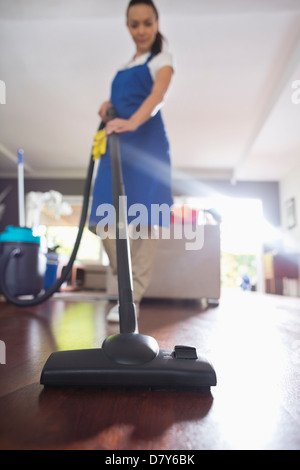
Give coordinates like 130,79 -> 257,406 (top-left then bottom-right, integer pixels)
89,53 -> 173,229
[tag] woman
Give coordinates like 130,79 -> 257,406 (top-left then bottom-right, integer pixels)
89,0 -> 174,322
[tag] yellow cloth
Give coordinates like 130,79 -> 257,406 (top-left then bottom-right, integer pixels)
92,129 -> 107,160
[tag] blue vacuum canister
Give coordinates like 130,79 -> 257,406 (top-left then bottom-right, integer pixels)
0,225 -> 46,297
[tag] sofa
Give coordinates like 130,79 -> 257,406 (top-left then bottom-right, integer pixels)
106,222 -> 221,302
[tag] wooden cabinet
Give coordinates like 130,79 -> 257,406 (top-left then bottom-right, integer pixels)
264,252 -> 299,295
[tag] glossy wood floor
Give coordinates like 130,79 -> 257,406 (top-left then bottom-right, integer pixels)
0,289 -> 299,450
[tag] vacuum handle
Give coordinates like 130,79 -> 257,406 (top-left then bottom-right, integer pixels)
106,106 -> 138,334
107,106 -> 118,121
98,120 -> 105,131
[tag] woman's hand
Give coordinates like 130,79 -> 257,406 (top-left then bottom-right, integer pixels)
105,118 -> 138,135
98,101 -> 112,122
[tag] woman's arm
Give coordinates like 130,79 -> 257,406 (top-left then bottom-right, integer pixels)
105,66 -> 174,135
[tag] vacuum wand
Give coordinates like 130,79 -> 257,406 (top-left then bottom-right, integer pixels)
107,107 -> 137,335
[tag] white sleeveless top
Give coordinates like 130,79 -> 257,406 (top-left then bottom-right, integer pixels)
122,51 -> 174,81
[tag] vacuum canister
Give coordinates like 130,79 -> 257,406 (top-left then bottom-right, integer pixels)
0,226 -> 46,297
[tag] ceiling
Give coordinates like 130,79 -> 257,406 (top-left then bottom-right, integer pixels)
0,0 -> 300,182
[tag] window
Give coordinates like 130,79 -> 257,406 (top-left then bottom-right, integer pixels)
38,195 -> 105,263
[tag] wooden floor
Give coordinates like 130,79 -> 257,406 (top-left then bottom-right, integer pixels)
0,288 -> 300,450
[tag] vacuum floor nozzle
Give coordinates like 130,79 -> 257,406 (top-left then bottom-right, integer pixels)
40,344 -> 217,392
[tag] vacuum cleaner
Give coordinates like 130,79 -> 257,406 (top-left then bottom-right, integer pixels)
0,143 -> 95,307
1,107 -> 217,391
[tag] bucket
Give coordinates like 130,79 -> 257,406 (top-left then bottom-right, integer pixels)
0,226 -> 46,297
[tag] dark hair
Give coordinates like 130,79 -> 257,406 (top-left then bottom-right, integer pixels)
126,0 -> 165,55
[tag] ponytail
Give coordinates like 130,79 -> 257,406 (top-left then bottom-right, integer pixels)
152,31 -> 164,55
127,0 -> 165,55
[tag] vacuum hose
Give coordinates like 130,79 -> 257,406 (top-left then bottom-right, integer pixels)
0,122 -> 103,307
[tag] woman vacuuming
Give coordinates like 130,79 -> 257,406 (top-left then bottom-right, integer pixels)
89,0 -> 174,322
